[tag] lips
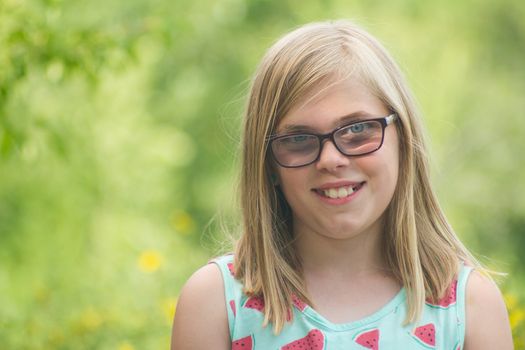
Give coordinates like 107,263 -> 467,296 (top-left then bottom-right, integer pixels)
313,181 -> 366,199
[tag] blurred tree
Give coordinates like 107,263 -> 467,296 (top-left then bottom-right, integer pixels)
0,0 -> 524,347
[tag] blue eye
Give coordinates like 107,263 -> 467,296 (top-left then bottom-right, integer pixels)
276,134 -> 317,153
349,123 -> 366,133
291,135 -> 308,142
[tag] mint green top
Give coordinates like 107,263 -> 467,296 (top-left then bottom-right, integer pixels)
210,254 -> 473,350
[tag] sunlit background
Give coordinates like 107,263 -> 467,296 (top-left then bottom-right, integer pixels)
1,0 -> 524,348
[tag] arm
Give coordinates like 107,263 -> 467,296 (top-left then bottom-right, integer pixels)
464,270 -> 514,350
171,263 -> 230,350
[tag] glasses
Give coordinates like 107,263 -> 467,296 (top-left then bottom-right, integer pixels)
268,114 -> 398,168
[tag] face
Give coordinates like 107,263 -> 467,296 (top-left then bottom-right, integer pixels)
273,78 -> 399,241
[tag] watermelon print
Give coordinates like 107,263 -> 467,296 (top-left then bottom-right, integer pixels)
281,329 -> 325,350
227,262 -> 235,276
207,256 -> 235,276
244,295 -> 265,312
229,300 -> 236,317
286,294 -> 308,321
353,328 -> 380,350
292,294 -> 308,311
411,323 -> 436,349
286,309 -> 293,322
210,255 -> 470,349
232,335 -> 253,350
426,280 -> 457,309
243,294 -> 306,320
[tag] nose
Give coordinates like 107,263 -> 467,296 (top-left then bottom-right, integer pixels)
315,139 -> 350,172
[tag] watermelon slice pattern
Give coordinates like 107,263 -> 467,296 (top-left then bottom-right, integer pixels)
232,335 -> 254,350
411,323 -> 436,349
206,256 -> 235,276
227,262 -> 235,276
244,295 -> 265,312
292,294 -> 308,311
214,257 -> 311,320
353,328 -> 380,350
281,329 -> 325,350
208,256 -> 466,349
426,279 -> 457,309
243,294 -> 308,317
286,294 -> 309,321
229,299 -> 236,317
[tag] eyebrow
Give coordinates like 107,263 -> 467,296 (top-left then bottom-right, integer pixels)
277,111 -> 376,134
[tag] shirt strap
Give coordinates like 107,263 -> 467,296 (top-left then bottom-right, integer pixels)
456,260 -> 475,349
208,254 -> 238,339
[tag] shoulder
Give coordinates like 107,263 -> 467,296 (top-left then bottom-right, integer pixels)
171,263 -> 230,350
464,270 -> 513,350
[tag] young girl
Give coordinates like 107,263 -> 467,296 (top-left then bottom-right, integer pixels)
171,20 -> 513,349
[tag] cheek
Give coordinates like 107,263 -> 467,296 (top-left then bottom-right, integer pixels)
279,172 -> 301,192
386,138 -> 400,187
356,146 -> 399,193
276,170 -> 309,203
375,129 -> 400,185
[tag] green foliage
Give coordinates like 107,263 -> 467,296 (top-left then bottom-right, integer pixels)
0,0 -> 524,348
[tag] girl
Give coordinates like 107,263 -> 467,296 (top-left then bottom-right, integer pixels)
171,20 -> 513,349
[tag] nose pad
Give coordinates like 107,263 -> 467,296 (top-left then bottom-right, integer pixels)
315,140 -> 350,170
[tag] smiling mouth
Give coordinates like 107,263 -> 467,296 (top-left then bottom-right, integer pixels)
313,182 -> 365,199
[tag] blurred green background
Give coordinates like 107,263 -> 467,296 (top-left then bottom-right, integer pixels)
1,0 -> 524,348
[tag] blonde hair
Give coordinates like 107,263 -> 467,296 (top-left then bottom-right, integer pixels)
233,20 -> 492,334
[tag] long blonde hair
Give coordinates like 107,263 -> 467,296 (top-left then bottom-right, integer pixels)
233,20 -> 490,334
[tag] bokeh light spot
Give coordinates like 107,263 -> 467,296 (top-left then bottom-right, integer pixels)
171,210 -> 196,235
138,250 -> 163,273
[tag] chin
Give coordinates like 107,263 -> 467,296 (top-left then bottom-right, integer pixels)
322,222 -> 362,238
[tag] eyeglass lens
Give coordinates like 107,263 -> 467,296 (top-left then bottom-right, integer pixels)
271,120 -> 384,167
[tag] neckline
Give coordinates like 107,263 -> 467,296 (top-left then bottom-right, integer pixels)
299,287 -> 406,332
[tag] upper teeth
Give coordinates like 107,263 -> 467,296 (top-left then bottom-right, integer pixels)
323,185 -> 356,199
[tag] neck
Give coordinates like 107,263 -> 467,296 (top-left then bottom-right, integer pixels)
294,220 -> 391,279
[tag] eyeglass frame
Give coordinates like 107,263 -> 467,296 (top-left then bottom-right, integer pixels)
267,113 -> 398,168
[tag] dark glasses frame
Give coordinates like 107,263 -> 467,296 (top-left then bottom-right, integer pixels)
268,113 -> 398,168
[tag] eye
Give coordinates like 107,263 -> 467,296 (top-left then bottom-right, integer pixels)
290,135 -> 308,142
275,134 -> 317,152
349,123 -> 367,133
280,134 -> 311,144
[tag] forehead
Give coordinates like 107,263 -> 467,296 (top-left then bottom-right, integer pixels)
277,79 -> 389,133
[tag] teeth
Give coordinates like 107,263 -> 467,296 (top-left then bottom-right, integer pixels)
322,185 -> 357,199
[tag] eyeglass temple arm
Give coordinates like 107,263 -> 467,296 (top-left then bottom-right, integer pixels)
386,113 -> 397,125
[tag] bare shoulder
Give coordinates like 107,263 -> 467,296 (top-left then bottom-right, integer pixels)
464,270 -> 513,350
171,263 -> 230,350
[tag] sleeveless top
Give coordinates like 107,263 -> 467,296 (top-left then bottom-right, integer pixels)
209,254 -> 474,350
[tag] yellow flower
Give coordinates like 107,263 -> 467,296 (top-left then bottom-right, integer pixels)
171,211 -> 195,235
162,297 -> 178,324
117,341 -> 134,350
509,308 -> 525,330
138,250 -> 163,272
